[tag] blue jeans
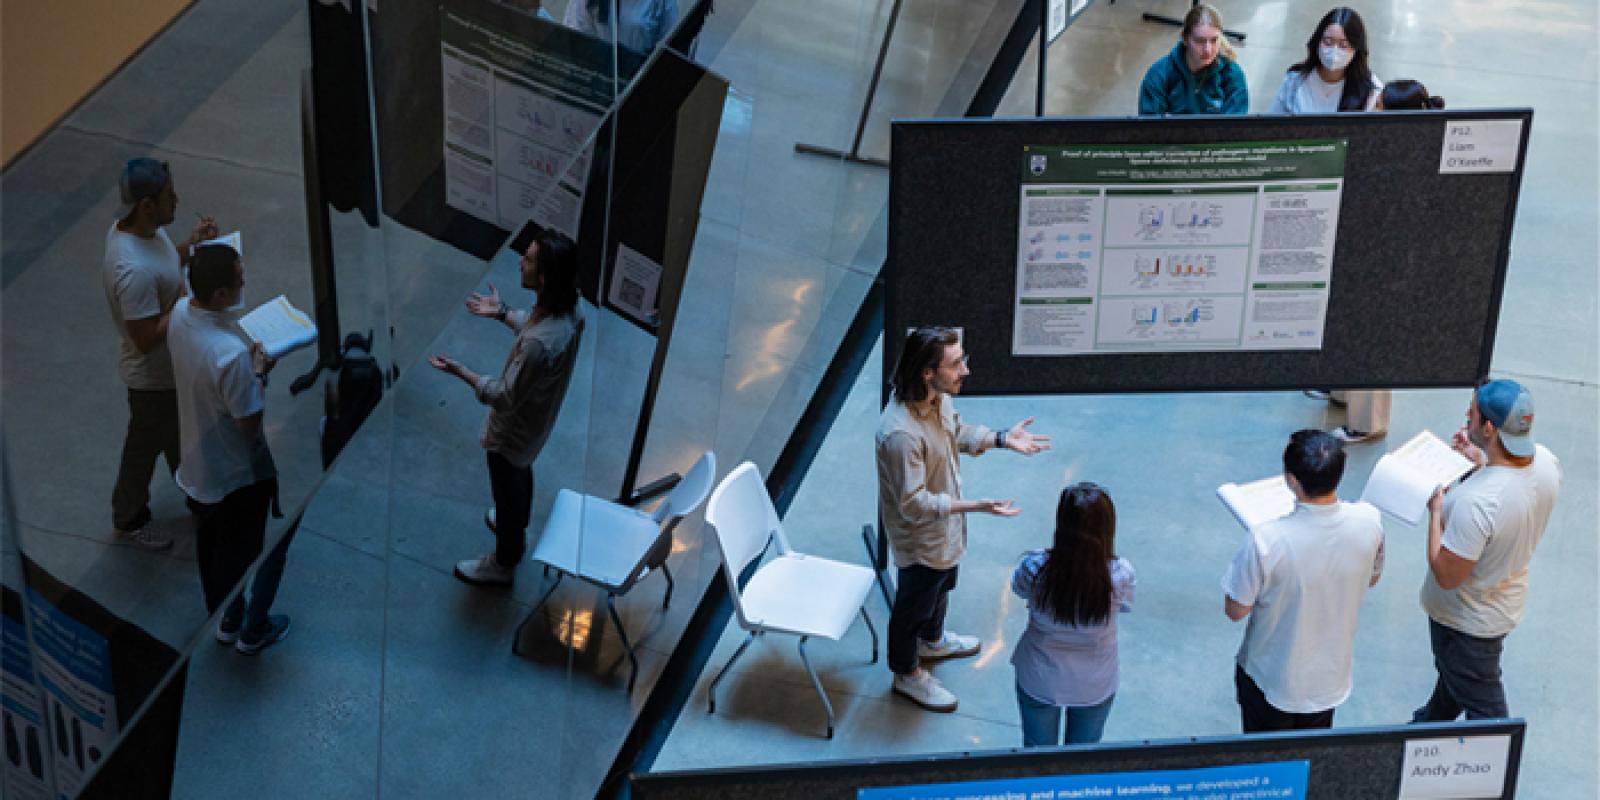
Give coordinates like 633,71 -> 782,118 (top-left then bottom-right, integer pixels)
1412,617 -> 1509,722
1016,682 -> 1114,746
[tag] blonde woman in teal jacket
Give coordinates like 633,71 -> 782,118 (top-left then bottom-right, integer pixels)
1138,3 -> 1248,115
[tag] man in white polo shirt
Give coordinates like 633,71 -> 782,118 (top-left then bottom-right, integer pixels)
1222,429 -> 1385,732
169,243 -> 290,655
1414,379 -> 1560,721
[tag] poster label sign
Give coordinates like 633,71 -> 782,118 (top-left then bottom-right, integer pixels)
1399,735 -> 1511,798
1439,120 -> 1522,174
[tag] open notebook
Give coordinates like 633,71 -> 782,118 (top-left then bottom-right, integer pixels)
1216,474 -> 1295,531
237,295 -> 317,359
1359,430 -> 1476,526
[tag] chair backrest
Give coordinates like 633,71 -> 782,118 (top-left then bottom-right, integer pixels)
706,462 -> 779,627
653,450 -> 716,526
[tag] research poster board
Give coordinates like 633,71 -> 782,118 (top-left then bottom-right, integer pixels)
1014,141 -> 1346,356
440,7 -> 605,238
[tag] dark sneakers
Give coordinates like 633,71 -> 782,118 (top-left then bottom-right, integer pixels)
235,615 -> 291,655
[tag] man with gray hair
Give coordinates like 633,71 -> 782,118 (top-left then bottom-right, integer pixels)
102,157 -> 218,549
1415,378 -> 1561,721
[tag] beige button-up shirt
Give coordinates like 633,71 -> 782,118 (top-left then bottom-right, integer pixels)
875,393 -> 995,570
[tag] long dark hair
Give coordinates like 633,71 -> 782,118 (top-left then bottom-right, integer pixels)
1033,482 -> 1117,627
534,229 -> 579,317
1288,7 -> 1374,111
889,327 -> 959,405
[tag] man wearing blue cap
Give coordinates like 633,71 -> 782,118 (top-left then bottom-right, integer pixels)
1414,379 -> 1561,721
102,158 -> 218,549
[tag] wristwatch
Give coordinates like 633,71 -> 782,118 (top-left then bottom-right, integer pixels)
996,430 -> 1007,449
495,303 -> 509,322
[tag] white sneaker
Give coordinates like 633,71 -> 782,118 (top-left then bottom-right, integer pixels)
918,631 -> 981,660
455,553 -> 515,586
1330,425 -> 1385,444
115,524 -> 173,552
892,670 -> 958,712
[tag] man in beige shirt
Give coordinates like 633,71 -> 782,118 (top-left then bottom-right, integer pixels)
876,327 -> 1049,711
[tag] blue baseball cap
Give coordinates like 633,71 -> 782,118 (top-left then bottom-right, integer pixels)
1475,379 -> 1536,457
116,158 -> 170,219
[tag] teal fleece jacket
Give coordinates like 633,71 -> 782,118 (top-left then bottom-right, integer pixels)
1138,41 -> 1248,115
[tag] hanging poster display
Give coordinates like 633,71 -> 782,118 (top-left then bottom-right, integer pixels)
439,7 -> 610,238
1014,140 -> 1347,356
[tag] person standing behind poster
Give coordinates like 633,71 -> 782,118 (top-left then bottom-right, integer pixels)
876,326 -> 1050,712
102,157 -> 219,550
1137,3 -> 1248,115
431,230 -> 584,587
1267,7 -> 1382,114
564,0 -> 679,55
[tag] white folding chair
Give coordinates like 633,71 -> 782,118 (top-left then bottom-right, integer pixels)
704,461 -> 878,738
514,451 -> 716,691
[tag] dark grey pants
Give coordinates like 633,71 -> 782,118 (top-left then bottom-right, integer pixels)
1412,617 -> 1509,722
111,389 -> 181,529
888,564 -> 958,674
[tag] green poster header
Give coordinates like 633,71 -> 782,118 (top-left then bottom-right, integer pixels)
442,9 -> 613,109
1023,140 -> 1347,184
1020,297 -> 1093,305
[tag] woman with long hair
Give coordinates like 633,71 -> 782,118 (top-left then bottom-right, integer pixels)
1138,3 -> 1248,115
1011,482 -> 1136,746
1269,8 -> 1381,113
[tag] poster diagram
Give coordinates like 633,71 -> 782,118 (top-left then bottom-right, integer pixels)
1014,140 -> 1347,356
441,9 -> 609,237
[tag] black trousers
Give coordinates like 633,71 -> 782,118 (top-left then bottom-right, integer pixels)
194,480 -> 276,620
486,451 -> 532,568
1235,665 -> 1334,733
888,564 -> 958,674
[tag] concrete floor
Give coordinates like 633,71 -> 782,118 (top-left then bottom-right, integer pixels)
0,0 -> 1594,797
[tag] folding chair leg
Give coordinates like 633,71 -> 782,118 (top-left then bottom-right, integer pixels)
860,606 -> 879,664
607,594 -> 639,692
660,562 -> 675,609
512,572 -> 565,656
707,631 -> 758,715
796,636 -> 835,739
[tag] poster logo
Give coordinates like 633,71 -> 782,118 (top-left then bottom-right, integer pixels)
1029,154 -> 1048,176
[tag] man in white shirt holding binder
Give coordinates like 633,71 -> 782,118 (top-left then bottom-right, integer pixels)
1222,429 -> 1385,732
1414,379 -> 1561,721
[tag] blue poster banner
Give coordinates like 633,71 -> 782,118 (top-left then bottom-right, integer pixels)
858,760 -> 1310,800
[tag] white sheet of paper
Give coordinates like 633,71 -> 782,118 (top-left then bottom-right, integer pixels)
608,243 -> 663,327
1399,735 -> 1511,798
190,230 -> 241,256
1360,431 -> 1475,525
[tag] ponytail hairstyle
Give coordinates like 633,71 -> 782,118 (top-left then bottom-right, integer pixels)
1289,7 -> 1376,111
1033,482 -> 1117,627
1379,79 -> 1446,110
1183,3 -> 1236,64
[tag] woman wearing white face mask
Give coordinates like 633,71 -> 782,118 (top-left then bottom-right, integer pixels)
1268,8 -> 1381,113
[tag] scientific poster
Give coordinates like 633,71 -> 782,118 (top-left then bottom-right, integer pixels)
440,8 -> 608,237
1014,140 -> 1347,355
